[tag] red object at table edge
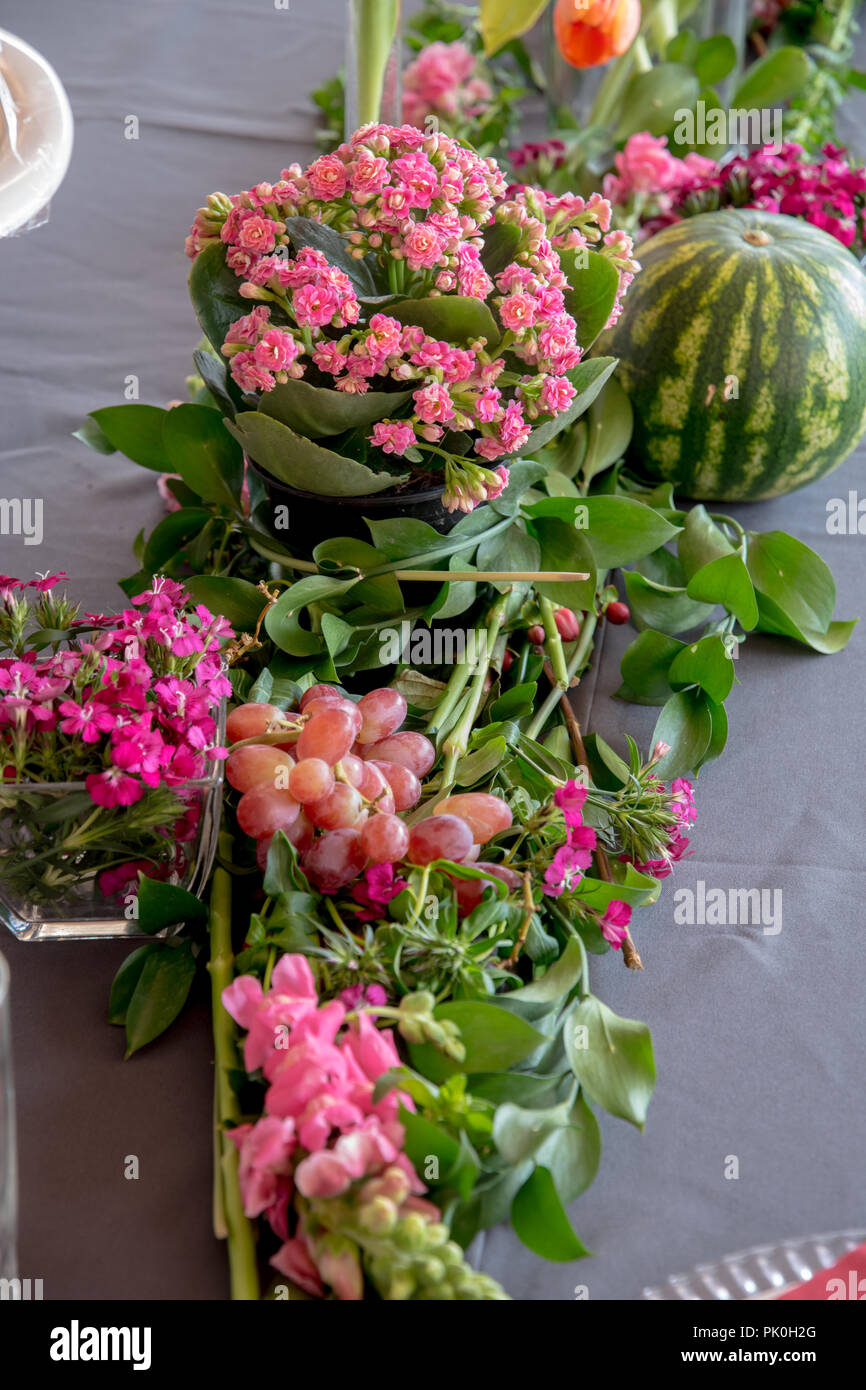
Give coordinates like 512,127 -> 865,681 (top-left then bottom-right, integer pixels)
778,1242 -> 866,1300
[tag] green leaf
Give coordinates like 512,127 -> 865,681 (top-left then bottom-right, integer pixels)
494,1100 -> 574,1164
188,241 -> 250,356
696,696 -> 728,773
184,576 -> 263,631
559,249 -> 620,351
752,595 -> 857,653
582,731 -> 631,790
577,376 -> 633,485
615,64 -> 701,140
142,508 -> 213,570
480,219 -> 521,276
535,1093 -> 601,1203
677,505 -> 734,580
686,552 -> 758,630
408,1001 -> 544,1083
666,31 -> 698,65
480,0 -> 549,55
389,295 -> 501,348
454,737 -> 509,786
650,688 -> 713,778
73,415 -> 117,455
364,516 -> 445,559
400,1106 -> 461,1177
695,35 -> 737,86
528,495 -> 678,569
260,379 -> 413,440
623,571 -> 716,636
262,831 -> 311,897
515,357 -> 618,457
503,937 -> 585,1007
619,630 -> 685,705
746,531 -> 837,634
489,458 -> 549,512
136,876 -> 208,936
108,945 -> 155,1026
162,403 -> 244,508
90,405 -> 169,472
731,45 -> 812,109
476,522 -> 541,591
124,940 -> 197,1057
193,347 -> 243,420
564,995 -> 655,1129
511,1165 -> 590,1261
285,216 -> 377,297
529,517 -> 596,610
226,412 -> 405,496
668,634 -> 735,704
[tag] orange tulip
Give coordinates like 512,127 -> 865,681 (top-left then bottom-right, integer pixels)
553,0 -> 641,70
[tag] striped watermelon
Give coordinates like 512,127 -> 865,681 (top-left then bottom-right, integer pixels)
599,209 -> 866,501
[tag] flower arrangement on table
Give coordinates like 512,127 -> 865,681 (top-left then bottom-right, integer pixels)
179,123 -> 636,520
70,93 -> 859,1298
0,574 -> 232,938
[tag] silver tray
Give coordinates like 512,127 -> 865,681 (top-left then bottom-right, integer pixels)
642,1229 -> 866,1300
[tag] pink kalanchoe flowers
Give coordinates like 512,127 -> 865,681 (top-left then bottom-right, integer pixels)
185,127 -> 638,513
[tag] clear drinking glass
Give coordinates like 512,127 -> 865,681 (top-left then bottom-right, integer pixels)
0,952 -> 17,1283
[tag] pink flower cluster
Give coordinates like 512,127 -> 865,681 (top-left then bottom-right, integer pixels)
222,954 -> 433,1301
626,776 -> 696,879
0,575 -> 233,809
602,132 -> 716,208
543,779 -> 631,949
606,135 -> 866,253
402,41 -> 494,130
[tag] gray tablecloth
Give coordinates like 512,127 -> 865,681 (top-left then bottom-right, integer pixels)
1,0 -> 864,1301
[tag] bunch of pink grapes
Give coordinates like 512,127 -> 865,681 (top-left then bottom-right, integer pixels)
224,684 -> 514,896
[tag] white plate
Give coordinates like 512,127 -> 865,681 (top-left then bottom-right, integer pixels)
0,28 -> 73,238
642,1229 -> 866,1300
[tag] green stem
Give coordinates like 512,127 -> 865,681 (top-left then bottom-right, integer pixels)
427,660 -> 474,742
540,597 -> 569,692
353,0 -> 400,128
207,832 -> 260,1301
526,613 -> 598,742
439,596 -> 507,797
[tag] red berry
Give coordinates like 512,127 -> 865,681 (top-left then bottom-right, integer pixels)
554,607 -> 581,641
502,649 -> 514,672
605,600 -> 630,625
527,625 -> 545,647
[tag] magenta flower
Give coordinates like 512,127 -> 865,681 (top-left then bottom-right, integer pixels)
543,842 -> 593,898
57,699 -> 116,743
599,899 -> 631,950
351,864 -> 407,921
85,767 -> 143,808
554,778 -> 588,827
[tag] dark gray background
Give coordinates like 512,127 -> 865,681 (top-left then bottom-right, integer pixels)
1,0 -> 863,1301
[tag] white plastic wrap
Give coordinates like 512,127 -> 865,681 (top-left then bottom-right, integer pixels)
0,27 -> 73,237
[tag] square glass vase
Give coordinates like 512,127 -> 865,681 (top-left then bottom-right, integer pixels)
0,754 -> 224,942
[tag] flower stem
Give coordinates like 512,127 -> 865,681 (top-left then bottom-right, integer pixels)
439,595 -> 507,796
207,832 -> 260,1301
525,612 -> 597,741
540,598 -> 569,692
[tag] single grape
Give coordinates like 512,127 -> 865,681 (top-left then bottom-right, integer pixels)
237,785 -> 300,839
358,762 -> 395,814
297,707 -> 355,763
304,696 -> 363,738
356,688 -> 407,745
226,702 -> 283,744
407,814 -> 473,866
362,731 -> 435,778
338,752 -> 366,789
359,812 -> 409,864
303,828 -> 367,893
255,810 -> 313,871
368,760 -> 421,812
307,782 -> 364,830
288,757 -> 335,804
432,792 -> 512,843
299,684 -> 344,711
225,744 -> 293,794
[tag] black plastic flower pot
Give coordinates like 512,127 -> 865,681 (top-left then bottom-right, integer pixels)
247,456 -> 465,556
